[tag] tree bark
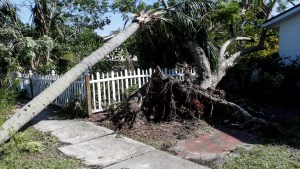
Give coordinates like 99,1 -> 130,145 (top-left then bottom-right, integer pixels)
124,47 -> 134,71
187,0 -> 277,89
0,22 -> 140,145
219,37 -> 253,62
187,41 -> 213,89
161,0 -> 169,9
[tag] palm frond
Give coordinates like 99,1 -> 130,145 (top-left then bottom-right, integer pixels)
172,0 -> 214,17
170,11 -> 197,37
167,0 -> 214,38
206,40 -> 219,71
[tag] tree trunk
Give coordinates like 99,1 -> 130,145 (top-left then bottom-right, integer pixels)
187,41 -> 213,89
124,48 -> 134,71
0,22 -> 140,145
187,36 -> 265,89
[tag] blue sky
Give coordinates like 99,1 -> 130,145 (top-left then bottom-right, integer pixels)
10,0 -> 296,36
11,0 -> 128,36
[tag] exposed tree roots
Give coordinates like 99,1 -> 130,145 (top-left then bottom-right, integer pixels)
110,67 -> 281,134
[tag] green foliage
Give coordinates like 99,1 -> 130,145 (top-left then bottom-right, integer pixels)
9,132 -> 44,153
53,27 -> 104,74
0,70 -> 18,125
112,0 -> 153,15
280,117 -> 300,147
124,84 -> 139,97
250,53 -> 300,89
56,99 -> 87,118
0,87 -> 17,125
125,0 -> 217,69
32,0 -> 110,35
0,128 -> 83,169
220,51 -> 300,92
130,20 -> 190,68
0,0 -> 107,75
170,0 -> 212,38
261,72 -> 284,88
92,57 -> 120,73
213,1 -> 241,26
222,145 -> 300,169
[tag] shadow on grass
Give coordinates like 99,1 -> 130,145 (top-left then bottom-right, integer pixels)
215,87 -> 300,149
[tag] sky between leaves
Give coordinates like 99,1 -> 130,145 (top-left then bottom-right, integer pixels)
10,0 -> 158,36
10,0 -> 294,36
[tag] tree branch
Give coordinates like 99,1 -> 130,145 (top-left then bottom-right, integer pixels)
210,0 -> 277,88
212,35 -> 265,89
161,0 -> 169,9
219,37 -> 254,64
287,0 -> 296,6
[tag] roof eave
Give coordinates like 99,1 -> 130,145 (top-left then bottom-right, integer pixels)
262,4 -> 300,28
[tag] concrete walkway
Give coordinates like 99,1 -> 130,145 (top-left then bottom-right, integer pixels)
33,119 -> 210,169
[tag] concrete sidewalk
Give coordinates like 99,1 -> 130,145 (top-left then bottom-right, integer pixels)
33,119 -> 210,169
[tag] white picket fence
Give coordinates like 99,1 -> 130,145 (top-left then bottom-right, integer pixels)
19,68 -> 196,113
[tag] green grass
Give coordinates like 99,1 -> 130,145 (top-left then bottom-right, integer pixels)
0,87 -> 86,169
221,117 -> 300,169
0,127 -> 86,169
221,145 -> 300,169
280,117 -> 300,148
0,102 -> 14,125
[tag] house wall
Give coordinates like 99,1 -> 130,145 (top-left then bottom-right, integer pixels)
279,13 -> 300,63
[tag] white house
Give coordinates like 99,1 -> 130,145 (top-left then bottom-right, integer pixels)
262,4 -> 300,63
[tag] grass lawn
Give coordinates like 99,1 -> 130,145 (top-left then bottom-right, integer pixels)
221,117 -> 300,169
0,127 -> 87,169
0,98 -> 87,169
222,145 -> 300,169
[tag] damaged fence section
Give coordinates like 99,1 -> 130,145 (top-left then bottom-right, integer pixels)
18,68 -> 196,114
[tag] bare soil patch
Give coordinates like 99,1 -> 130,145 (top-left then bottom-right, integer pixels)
87,113 -> 213,150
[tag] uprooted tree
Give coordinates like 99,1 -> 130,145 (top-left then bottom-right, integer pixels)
0,0 -> 283,144
107,0 -> 283,131
111,66 -> 276,132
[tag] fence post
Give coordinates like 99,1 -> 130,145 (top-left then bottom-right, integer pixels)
84,70 -> 92,117
51,70 -> 56,81
29,70 -> 33,98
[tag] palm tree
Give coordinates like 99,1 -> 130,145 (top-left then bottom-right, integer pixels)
0,8 -> 161,144
0,22 -> 142,145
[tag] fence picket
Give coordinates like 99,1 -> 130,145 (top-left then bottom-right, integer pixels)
117,72 -> 121,102
129,70 -> 133,86
111,71 -> 116,103
125,69 -> 129,89
107,72 -> 111,106
91,74 -> 96,111
120,71 -> 125,100
102,73 -> 106,108
133,69 -> 136,85
137,68 -> 141,88
19,67 -> 196,114
95,73 -> 100,111
141,69 -> 145,85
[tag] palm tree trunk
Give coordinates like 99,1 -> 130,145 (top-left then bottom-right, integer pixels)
0,22 -> 140,145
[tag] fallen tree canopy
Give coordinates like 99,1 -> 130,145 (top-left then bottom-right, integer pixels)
109,66 -> 281,134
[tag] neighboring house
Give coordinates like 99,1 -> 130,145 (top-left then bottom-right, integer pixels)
262,4 -> 300,63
